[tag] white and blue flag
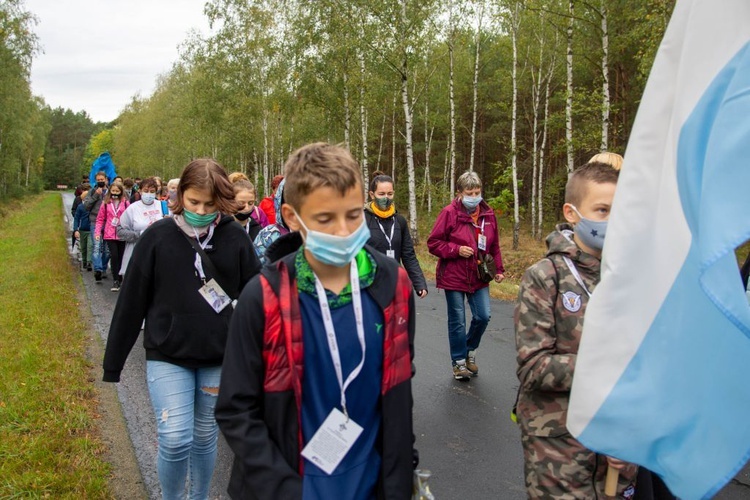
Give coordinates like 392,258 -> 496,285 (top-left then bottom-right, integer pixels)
567,1 -> 750,498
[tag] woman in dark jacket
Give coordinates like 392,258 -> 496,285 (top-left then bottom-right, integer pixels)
427,171 -> 505,381
364,172 -> 428,298
103,158 -> 261,500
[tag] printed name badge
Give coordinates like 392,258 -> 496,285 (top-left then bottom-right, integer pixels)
386,249 -> 396,259
477,234 -> 487,251
300,408 -> 363,475
198,278 -> 232,313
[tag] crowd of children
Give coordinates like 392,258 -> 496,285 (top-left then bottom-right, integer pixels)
72,144 -> 662,499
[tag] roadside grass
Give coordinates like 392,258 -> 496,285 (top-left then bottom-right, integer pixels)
0,193 -> 111,497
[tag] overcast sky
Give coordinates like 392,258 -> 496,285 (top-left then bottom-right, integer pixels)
26,0 -> 213,123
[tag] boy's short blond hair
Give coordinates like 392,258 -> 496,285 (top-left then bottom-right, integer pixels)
283,143 -> 362,210
588,152 -> 623,171
565,162 -> 620,207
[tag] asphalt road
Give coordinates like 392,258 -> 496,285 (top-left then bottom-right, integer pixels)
61,193 -> 750,499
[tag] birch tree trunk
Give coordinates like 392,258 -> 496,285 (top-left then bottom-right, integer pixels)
400,68 -> 418,244
449,38 -> 457,190
510,2 -> 520,250
566,0 -> 575,175
359,52 -> 369,185
538,51 -> 555,241
469,3 -> 484,173
531,30 -> 544,239
343,71 -> 351,149
262,107 -> 269,192
424,99 -> 434,214
377,103 -> 386,169
391,92 -> 397,181
600,0 -> 610,151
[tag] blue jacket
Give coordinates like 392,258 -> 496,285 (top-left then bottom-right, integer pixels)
74,203 -> 91,232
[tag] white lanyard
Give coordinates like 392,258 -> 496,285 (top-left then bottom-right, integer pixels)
472,218 -> 486,234
110,201 -> 122,217
562,256 -> 591,297
313,260 -> 366,419
192,224 -> 215,282
376,219 -> 395,250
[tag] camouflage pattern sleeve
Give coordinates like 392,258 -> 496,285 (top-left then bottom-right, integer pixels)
515,259 -> 577,393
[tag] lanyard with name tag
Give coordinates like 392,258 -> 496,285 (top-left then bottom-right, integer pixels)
377,219 -> 396,258
191,224 -> 232,313
300,260 -> 366,474
474,218 -> 487,251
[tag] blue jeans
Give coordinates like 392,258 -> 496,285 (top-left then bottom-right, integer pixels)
147,361 -> 222,500
92,236 -> 110,272
445,287 -> 491,363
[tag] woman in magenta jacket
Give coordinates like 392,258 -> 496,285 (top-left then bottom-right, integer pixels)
427,171 -> 505,381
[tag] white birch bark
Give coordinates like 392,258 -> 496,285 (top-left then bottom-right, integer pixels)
511,2 -> 521,250
377,104 -> 386,169
531,30 -> 544,239
343,71 -> 351,149
449,38 -> 457,190
391,92 -> 397,181
359,51 -> 369,186
469,2 -> 484,173
400,69 -> 418,244
600,0 -> 610,151
538,50 -> 556,241
566,0 -> 574,175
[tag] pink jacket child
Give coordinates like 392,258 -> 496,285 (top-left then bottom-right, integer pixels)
427,197 -> 504,293
95,198 -> 130,240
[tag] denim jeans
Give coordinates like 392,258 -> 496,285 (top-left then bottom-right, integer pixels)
146,361 -> 222,500
444,287 -> 491,363
92,236 -> 110,273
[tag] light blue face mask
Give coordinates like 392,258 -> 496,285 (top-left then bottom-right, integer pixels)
462,195 -> 483,210
571,206 -> 608,251
141,193 -> 156,205
294,210 -> 371,267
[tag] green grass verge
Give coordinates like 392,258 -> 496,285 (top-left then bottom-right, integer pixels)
0,193 -> 111,498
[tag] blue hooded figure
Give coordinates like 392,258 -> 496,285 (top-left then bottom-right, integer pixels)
89,152 -> 118,186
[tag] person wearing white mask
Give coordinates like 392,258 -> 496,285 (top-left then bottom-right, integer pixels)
427,171 -> 505,381
117,177 -> 165,276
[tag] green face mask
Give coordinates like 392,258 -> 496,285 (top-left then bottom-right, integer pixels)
375,196 -> 393,210
183,209 -> 218,227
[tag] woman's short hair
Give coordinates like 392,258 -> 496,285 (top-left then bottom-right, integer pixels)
140,177 -> 158,191
456,171 -> 482,192
171,158 -> 237,215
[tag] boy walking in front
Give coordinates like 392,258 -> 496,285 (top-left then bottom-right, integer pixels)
216,143 -> 417,499
515,162 -> 638,499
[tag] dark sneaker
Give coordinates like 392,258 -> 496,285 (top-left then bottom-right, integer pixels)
452,361 -> 472,381
95,271 -> 102,282
466,351 -> 478,376
86,265 -> 92,272
110,280 -> 120,292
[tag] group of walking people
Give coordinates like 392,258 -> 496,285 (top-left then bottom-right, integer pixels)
86,143 -> 661,499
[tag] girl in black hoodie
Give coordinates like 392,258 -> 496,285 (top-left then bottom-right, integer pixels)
103,158 -> 261,500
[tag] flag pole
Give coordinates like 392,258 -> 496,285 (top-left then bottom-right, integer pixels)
605,467 -> 619,497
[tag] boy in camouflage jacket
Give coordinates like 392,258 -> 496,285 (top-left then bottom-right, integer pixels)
515,162 -> 638,499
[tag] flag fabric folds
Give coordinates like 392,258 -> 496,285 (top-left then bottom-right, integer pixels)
567,1 -> 750,498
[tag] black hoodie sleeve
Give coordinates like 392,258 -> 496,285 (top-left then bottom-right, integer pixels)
397,215 -> 427,292
215,275 -> 303,499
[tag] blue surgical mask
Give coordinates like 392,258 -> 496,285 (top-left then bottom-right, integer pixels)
294,210 -> 371,267
141,193 -> 156,205
571,206 -> 608,251
462,195 -> 483,210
